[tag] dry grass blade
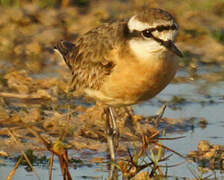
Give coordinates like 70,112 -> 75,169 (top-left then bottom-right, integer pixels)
118,148 -> 154,178
152,141 -> 186,159
119,130 -> 186,179
159,160 -> 186,168
49,153 -> 54,180
153,105 -> 166,127
53,105 -> 73,180
187,165 -> 214,180
187,165 -> 200,179
139,130 -> 160,157
156,136 -> 185,141
141,130 -> 186,159
5,156 -> 23,180
58,152 -> 72,180
147,153 -> 174,177
26,126 -> 72,180
59,105 -> 71,141
7,129 -> 41,180
155,105 -> 166,118
146,153 -> 173,163
0,92 -> 50,100
26,127 -> 51,149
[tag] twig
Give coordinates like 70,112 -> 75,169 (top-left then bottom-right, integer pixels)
156,136 -> 185,141
60,104 -> 71,141
7,129 -> 41,180
152,141 -> 186,159
0,92 -> 50,100
26,127 -> 72,180
58,152 -> 72,180
5,156 -> 22,180
49,153 -> 54,180
26,127 -> 51,149
153,105 -> 166,127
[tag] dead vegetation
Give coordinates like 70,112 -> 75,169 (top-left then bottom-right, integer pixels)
189,140 -> 224,170
0,0 -> 224,179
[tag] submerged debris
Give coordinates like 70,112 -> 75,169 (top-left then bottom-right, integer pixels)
0,0 -> 224,179
188,140 -> 224,170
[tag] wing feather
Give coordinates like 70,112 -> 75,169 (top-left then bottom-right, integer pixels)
55,20 -> 126,92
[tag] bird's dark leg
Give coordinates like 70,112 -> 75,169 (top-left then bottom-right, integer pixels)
109,107 -> 120,151
105,107 -> 120,162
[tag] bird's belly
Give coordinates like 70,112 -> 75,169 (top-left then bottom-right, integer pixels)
85,58 -> 178,106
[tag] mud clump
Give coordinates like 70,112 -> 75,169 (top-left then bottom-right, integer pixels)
188,140 -> 224,170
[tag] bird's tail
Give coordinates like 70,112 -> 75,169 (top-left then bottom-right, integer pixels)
54,40 -> 75,70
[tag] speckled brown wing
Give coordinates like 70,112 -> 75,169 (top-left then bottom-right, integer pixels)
55,20 -> 127,93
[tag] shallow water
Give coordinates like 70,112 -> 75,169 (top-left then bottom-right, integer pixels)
0,160 -> 108,180
1,67 -> 224,179
134,77 -> 224,178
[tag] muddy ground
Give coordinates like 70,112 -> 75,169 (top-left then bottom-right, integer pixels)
0,0 -> 224,179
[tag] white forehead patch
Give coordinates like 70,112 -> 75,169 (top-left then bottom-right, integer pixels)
128,16 -> 150,32
128,15 -> 176,34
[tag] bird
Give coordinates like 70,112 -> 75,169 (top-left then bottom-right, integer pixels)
54,8 -> 183,162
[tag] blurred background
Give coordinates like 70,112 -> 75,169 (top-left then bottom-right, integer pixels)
0,0 -> 224,179
0,0 -> 223,72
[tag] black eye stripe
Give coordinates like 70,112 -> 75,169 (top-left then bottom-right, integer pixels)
144,24 -> 177,33
125,24 -> 177,39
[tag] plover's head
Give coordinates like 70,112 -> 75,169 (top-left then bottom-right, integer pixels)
126,8 -> 183,60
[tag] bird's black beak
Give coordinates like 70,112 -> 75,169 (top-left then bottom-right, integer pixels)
163,40 -> 183,57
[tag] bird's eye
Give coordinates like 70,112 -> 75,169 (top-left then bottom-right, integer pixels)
171,24 -> 177,30
142,30 -> 152,38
